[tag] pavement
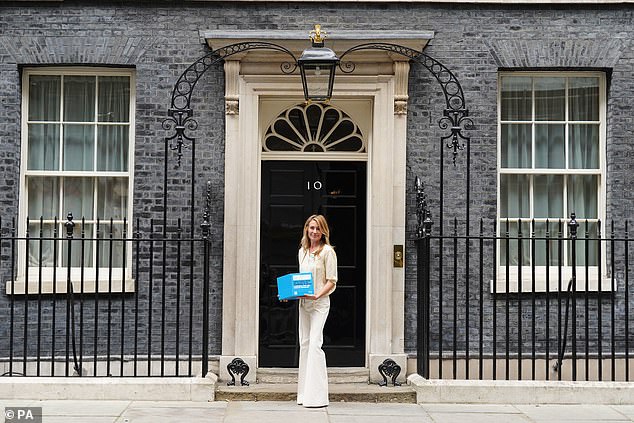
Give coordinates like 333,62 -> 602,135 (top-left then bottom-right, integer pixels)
2,399 -> 634,423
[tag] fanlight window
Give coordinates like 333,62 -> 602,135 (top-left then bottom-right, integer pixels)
263,103 -> 366,153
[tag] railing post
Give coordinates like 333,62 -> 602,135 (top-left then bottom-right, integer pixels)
415,177 -> 433,379
626,220 -> 630,382
64,213 -> 75,377
9,218 -> 15,376
555,214 -> 580,378
569,213 -> 579,381
200,181 -> 212,377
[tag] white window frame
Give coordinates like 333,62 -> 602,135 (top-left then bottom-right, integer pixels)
7,67 -> 136,295
496,71 -> 607,293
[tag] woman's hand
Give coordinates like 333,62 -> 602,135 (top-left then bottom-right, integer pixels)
302,281 -> 334,301
301,294 -> 319,300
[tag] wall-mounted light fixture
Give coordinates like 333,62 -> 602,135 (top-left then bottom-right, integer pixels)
297,25 -> 340,102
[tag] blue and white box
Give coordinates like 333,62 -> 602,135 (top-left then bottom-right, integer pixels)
277,272 -> 314,300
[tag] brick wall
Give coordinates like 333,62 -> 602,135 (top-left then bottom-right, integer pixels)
0,2 -> 632,361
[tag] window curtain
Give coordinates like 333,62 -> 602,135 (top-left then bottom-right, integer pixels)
569,77 -> 599,121
97,177 -> 127,220
535,124 -> 564,168
97,126 -> 128,171
26,77 -> 60,267
567,77 -> 600,266
61,178 -> 95,267
28,76 -> 60,121
63,76 -> 95,171
568,175 -> 599,266
569,125 -> 599,169
96,77 -> 129,268
535,77 -> 565,121
501,124 -> 531,168
96,177 -> 127,267
566,76 -> 600,226
500,174 -> 530,265
28,76 -> 61,171
501,76 -> 531,121
533,175 -> 564,266
27,178 -> 59,267
63,125 -> 94,171
64,76 -> 95,122
98,77 -> 129,171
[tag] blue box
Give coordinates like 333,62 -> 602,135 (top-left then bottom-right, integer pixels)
277,272 -> 314,300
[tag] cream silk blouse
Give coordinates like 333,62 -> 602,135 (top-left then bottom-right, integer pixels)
298,244 -> 338,296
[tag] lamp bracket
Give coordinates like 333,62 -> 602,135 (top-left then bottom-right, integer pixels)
340,42 -> 473,165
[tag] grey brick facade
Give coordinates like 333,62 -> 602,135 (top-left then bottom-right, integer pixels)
0,2 -> 633,367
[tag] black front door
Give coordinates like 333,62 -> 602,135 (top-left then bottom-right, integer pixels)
259,160 -> 366,367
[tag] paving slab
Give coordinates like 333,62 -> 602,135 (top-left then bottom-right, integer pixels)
328,415 -> 434,423
116,404 -> 226,423
514,404 -> 630,421
421,403 -> 521,414
426,412 -> 531,423
122,400 -> 226,409
32,399 -> 130,416
223,405 -> 329,423
0,399 -> 37,408
327,401 -> 431,416
43,418 -> 117,423
535,421 -> 632,423
612,405 -> 634,420
2,398 -> 634,422
422,404 -> 530,423
116,401 -> 226,423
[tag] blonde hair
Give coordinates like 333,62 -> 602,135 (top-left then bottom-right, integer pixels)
300,214 -> 332,256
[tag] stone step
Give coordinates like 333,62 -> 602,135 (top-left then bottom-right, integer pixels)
215,382 -> 416,403
257,367 -> 369,384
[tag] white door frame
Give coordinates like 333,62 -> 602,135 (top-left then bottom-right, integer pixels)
218,55 -> 412,384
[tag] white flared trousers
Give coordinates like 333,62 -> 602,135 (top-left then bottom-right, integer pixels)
297,297 -> 330,407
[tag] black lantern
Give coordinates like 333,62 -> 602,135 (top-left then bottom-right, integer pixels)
298,25 -> 340,102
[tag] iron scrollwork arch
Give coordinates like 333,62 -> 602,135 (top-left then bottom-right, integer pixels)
340,43 -> 474,165
163,41 -> 473,166
162,42 -> 298,166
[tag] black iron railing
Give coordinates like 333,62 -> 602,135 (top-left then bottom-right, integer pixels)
416,213 -> 633,382
0,214 -> 212,378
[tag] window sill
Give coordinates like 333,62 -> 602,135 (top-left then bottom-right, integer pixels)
5,279 -> 135,295
493,266 -> 613,293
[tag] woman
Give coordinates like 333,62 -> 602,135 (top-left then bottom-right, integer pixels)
297,214 -> 337,408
